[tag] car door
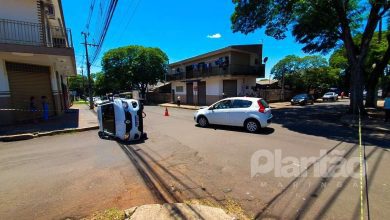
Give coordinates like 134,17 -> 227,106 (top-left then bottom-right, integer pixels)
228,99 -> 253,126
207,100 -> 232,125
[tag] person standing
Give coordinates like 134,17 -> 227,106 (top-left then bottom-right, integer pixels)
177,96 -> 181,107
29,96 -> 38,123
41,96 -> 49,121
385,92 -> 390,122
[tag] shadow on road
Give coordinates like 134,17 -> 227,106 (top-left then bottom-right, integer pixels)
195,124 -> 275,135
271,103 -> 390,149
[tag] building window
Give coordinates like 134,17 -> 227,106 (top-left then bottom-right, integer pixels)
47,4 -> 55,17
176,86 -> 184,93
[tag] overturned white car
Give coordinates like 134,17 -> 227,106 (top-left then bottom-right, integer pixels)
97,99 -> 145,141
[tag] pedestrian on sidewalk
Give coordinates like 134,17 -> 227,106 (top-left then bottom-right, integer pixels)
41,96 -> 49,121
385,92 -> 390,122
29,96 -> 38,123
177,96 -> 181,107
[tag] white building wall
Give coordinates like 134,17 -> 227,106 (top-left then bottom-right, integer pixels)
171,81 -> 186,95
0,0 -> 39,23
205,77 -> 222,96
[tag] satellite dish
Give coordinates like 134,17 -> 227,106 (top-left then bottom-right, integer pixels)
263,57 -> 269,63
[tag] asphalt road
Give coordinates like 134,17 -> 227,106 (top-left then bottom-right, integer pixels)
1,99 -> 389,219
136,99 -> 390,219
0,131 -> 159,220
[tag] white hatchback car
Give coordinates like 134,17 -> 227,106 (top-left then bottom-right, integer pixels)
194,97 -> 273,133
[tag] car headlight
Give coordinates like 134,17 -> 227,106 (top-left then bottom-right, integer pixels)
291,99 -> 294,102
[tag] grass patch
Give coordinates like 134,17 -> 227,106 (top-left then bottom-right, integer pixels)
184,198 -> 250,220
88,208 -> 125,220
73,100 -> 89,104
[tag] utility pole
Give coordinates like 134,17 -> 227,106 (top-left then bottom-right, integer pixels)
81,32 -> 98,109
81,68 -> 85,97
281,72 -> 285,101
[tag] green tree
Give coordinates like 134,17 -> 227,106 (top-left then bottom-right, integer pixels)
102,45 -> 168,98
93,72 -> 109,96
271,55 -> 338,94
330,32 -> 390,106
231,0 -> 390,113
68,74 -> 88,97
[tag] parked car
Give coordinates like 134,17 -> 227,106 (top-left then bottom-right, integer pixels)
94,97 -> 109,106
194,97 -> 272,133
322,92 -> 338,101
291,94 -> 315,105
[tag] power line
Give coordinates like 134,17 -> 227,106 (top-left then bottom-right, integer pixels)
89,0 -> 119,64
85,0 -> 97,31
117,0 -> 142,43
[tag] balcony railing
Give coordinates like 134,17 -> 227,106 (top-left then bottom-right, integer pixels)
0,19 -> 73,48
167,64 -> 264,81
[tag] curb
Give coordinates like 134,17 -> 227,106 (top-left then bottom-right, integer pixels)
158,104 -> 200,110
340,121 -> 390,134
0,126 -> 99,142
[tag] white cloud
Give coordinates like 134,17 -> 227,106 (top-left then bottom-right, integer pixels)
207,33 -> 222,39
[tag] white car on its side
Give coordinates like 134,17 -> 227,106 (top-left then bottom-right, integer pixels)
194,97 -> 273,133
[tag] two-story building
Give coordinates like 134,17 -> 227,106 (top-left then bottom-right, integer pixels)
0,0 -> 76,125
167,44 -> 265,106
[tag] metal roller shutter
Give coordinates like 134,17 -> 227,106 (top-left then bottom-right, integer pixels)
6,62 -> 54,122
198,81 -> 206,105
186,82 -> 193,104
223,80 -> 237,97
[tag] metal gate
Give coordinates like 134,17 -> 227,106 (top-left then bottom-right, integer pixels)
6,62 -> 54,122
186,82 -> 193,104
198,81 -> 206,105
223,80 -> 237,97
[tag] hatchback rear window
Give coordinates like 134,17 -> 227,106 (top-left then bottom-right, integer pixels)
259,99 -> 269,108
231,100 -> 252,108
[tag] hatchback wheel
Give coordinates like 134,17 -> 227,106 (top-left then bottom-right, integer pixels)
245,119 -> 260,133
197,116 -> 209,127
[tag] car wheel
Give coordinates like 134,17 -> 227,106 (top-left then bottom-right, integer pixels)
245,119 -> 260,133
197,116 -> 209,127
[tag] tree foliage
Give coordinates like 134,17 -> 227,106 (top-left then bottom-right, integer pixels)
271,55 -> 339,93
330,32 -> 390,104
101,45 -> 168,97
68,75 -> 88,97
232,0 -> 390,113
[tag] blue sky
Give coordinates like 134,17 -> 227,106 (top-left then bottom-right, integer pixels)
62,0 -> 316,78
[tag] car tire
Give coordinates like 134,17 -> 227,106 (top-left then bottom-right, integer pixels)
197,116 -> 209,127
244,119 -> 260,133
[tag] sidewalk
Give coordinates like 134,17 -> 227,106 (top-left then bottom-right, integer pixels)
0,104 -> 98,141
340,112 -> 390,133
159,101 -> 296,110
123,203 -> 233,220
159,103 -> 201,110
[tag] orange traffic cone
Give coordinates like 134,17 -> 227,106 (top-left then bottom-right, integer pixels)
164,107 -> 169,116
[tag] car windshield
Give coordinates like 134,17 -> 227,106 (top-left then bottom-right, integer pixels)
325,92 -> 333,95
294,94 -> 307,99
